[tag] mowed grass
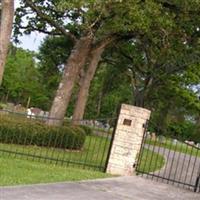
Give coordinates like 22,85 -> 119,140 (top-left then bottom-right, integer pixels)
145,139 -> 200,157
0,135 -> 166,173
0,135 -> 111,171
0,149 -> 165,186
0,155 -> 112,186
0,134 -> 166,186
137,149 -> 165,173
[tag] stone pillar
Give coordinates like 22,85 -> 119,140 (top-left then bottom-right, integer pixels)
106,104 -> 151,176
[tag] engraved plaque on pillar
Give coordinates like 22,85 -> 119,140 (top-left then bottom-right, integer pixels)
123,119 -> 132,126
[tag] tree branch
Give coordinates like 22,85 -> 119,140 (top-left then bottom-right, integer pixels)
93,35 -> 119,51
19,25 -> 62,36
24,0 -> 77,43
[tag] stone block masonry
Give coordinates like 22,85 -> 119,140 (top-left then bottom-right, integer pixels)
106,104 -> 151,176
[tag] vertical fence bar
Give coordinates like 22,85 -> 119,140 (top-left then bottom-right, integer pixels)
13,126 -> 23,159
162,138 -> 173,182
27,123 -> 39,161
20,123 -> 30,158
37,129 -> 49,163
90,133 -> 98,170
194,167 -> 200,193
135,121 -> 148,173
6,123 -> 16,157
147,134 -> 158,179
1,124 -> 10,156
166,138 -> 179,184
183,146 -> 194,189
82,128 -> 93,169
77,132 -> 87,168
48,128 -> 61,165
59,133 -> 69,166
104,108 -> 120,173
55,131 -> 66,165
152,134 -> 164,180
156,136 -> 167,182
189,148 -> 199,187
177,144 -> 189,187
99,125 -> 113,171
67,131 -> 77,168
94,127 -> 107,170
141,133 -> 153,176
172,141 -> 184,185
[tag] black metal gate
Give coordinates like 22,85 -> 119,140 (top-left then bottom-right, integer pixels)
136,124 -> 200,192
0,110 -> 116,172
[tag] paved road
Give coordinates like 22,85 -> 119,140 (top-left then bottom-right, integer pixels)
143,145 -> 200,190
0,176 -> 199,200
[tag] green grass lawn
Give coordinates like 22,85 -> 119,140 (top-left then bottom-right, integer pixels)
0,148 -> 164,186
0,134 -> 166,186
145,139 -> 200,157
0,135 -> 167,173
137,149 -> 165,173
0,135 -> 111,171
0,155 -> 111,186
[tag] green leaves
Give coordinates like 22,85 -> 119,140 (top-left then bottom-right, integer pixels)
1,45 -> 48,109
15,0 -> 182,41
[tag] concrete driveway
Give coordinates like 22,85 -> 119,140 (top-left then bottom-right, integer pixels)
0,176 -> 199,200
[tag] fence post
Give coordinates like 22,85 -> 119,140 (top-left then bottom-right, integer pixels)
106,104 -> 151,176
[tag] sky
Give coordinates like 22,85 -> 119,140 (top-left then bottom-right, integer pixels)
15,0 -> 45,52
17,32 -> 45,52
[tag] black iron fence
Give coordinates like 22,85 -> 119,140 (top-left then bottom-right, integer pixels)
136,122 -> 200,192
0,109 -> 116,172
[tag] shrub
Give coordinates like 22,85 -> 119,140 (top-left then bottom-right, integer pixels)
0,103 -> 7,110
79,125 -> 93,135
0,115 -> 86,150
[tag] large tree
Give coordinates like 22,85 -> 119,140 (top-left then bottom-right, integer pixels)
15,0 -> 200,125
58,0 -> 200,124
36,26 -> 200,134
0,0 -> 14,85
15,0 -> 180,125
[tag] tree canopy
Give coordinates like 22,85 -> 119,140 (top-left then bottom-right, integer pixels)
1,46 -> 48,109
0,0 -> 198,140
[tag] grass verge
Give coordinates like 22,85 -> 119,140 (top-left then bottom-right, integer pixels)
0,135 -> 110,171
0,155 -> 111,186
137,149 -> 165,173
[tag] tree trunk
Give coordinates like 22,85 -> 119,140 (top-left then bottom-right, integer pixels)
72,46 -> 104,124
156,103 -> 170,135
0,0 -> 14,85
47,36 -> 92,126
134,89 -> 145,107
97,91 -> 103,117
132,75 -> 153,108
71,36 -> 117,124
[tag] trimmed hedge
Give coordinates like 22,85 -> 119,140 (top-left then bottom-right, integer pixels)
79,125 -> 93,135
0,115 -> 86,150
